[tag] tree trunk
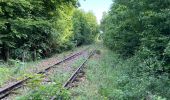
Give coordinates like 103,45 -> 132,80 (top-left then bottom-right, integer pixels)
2,43 -> 9,62
22,50 -> 25,62
32,49 -> 36,61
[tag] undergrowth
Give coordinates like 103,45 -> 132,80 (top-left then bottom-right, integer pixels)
14,46 -> 89,100
0,66 -> 11,85
70,44 -> 170,100
16,82 -> 70,100
0,45 -> 89,86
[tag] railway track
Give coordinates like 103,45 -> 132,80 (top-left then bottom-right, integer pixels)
51,50 -> 96,100
0,48 -> 89,99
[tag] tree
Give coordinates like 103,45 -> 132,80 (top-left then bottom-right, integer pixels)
72,10 -> 99,46
100,0 -> 170,98
101,0 -> 170,60
0,0 -> 79,61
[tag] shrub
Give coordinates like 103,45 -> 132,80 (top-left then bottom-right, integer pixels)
16,82 -> 70,100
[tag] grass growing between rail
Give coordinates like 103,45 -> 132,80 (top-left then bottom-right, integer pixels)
14,47 -> 90,100
70,44 -> 169,100
70,45 -> 118,100
50,56 -> 85,84
0,45 -> 89,86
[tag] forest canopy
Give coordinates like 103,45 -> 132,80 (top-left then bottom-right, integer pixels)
0,0 -> 99,61
72,9 -> 99,46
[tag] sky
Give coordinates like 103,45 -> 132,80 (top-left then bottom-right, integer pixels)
79,0 -> 113,24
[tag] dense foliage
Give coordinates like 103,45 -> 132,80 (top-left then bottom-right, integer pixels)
101,0 -> 170,59
72,10 -> 99,46
101,0 -> 170,99
0,0 -> 98,61
0,0 -> 76,61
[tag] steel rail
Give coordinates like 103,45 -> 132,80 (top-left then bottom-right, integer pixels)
0,48 -> 89,99
51,50 -> 96,100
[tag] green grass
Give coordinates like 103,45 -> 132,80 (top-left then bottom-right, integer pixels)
14,46 -> 91,100
2,43 -> 168,100
0,45 -> 90,87
49,54 -> 87,84
70,45 -> 118,100
70,43 -> 169,100
0,66 -> 11,85
15,57 -> 86,100
0,61 -> 39,86
16,83 -> 70,100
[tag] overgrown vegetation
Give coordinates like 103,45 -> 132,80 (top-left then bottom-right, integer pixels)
0,0 -> 99,62
0,0 -> 169,99
0,45 -> 88,86
71,44 -> 169,99
15,47 -> 89,100
0,60 -> 38,86
100,0 -> 170,99
16,82 -> 70,100
0,66 -> 11,85
72,10 -> 99,46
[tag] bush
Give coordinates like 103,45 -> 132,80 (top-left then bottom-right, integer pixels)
100,1 -> 170,99
16,82 -> 70,100
98,54 -> 170,99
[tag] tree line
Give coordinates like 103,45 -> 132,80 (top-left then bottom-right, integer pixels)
101,0 -> 170,99
0,0 -> 99,61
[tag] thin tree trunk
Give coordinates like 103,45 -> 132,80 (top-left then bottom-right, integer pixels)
6,47 -> 9,61
22,50 -> 25,62
32,49 -> 36,61
2,43 -> 9,62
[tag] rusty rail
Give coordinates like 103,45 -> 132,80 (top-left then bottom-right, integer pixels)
51,50 -> 96,100
0,48 -> 89,99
